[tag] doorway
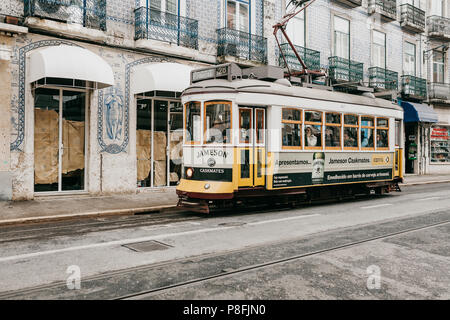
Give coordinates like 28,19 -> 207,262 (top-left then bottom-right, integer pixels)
34,88 -> 87,193
136,97 -> 183,188
237,107 -> 266,188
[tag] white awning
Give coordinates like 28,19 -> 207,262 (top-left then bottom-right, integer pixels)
131,62 -> 193,95
28,45 -> 114,89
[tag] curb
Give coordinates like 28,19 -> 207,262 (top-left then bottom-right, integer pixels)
0,204 -> 178,227
399,180 -> 450,187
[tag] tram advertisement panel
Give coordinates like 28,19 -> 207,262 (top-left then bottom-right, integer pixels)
183,147 -> 234,182
272,152 -> 393,188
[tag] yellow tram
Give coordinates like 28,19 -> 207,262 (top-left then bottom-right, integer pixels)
176,64 -> 404,213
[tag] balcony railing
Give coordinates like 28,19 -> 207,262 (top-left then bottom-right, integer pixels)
135,6 -> 198,50
427,16 -> 450,41
368,0 -> 397,21
278,43 -> 321,72
368,67 -> 398,91
328,56 -> 364,84
428,83 -> 450,102
400,4 -> 425,33
401,75 -> 427,99
217,28 -> 267,64
333,0 -> 362,8
24,0 -> 106,31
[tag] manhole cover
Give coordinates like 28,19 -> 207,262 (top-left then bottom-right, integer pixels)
122,240 -> 173,252
218,222 -> 247,227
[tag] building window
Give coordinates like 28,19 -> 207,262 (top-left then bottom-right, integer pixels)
185,101 -> 201,144
372,30 -> 386,69
325,113 -> 342,149
333,16 -> 350,59
403,0 -> 421,9
376,118 -> 389,149
344,114 -> 359,149
361,116 -> 375,149
430,126 -> 450,163
430,0 -> 444,16
433,51 -> 445,83
204,101 -> 232,144
404,42 -> 416,76
305,111 -> 323,148
227,0 -> 249,32
282,108 -> 302,149
286,3 -> 305,47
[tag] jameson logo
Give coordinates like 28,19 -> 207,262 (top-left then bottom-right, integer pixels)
196,149 -> 229,159
276,159 -> 311,167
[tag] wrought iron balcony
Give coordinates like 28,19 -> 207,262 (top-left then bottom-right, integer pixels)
368,0 -> 397,21
368,67 -> 398,91
217,28 -> 267,64
400,4 -> 425,33
401,75 -> 427,99
332,0 -> 362,8
428,83 -> 450,102
24,0 -> 106,31
278,43 -> 321,72
427,16 -> 450,41
328,56 -> 364,84
135,6 -> 198,50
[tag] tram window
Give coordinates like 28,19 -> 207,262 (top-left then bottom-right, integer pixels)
361,116 -> 375,149
185,101 -> 201,143
305,111 -> 322,148
344,114 -> 358,149
282,108 -> 302,148
377,118 -> 389,149
205,101 -> 231,144
325,113 -> 342,148
239,108 -> 252,144
256,109 -> 265,144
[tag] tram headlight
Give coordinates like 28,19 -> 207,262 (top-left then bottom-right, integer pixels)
186,167 -> 194,179
204,184 -> 211,190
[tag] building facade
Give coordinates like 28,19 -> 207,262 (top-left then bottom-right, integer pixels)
0,0 -> 448,202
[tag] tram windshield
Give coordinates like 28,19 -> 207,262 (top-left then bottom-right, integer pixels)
205,101 -> 232,144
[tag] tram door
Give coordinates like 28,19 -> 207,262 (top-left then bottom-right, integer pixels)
238,107 -> 266,188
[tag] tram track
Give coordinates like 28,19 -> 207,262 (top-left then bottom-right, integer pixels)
0,209 -> 448,300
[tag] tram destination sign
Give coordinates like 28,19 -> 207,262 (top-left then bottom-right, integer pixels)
272,152 -> 394,188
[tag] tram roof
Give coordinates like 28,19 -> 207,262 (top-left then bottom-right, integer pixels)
183,79 -> 403,112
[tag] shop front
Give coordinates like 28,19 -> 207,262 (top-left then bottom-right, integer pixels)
428,105 -> 450,174
400,100 -> 439,175
132,63 -> 192,189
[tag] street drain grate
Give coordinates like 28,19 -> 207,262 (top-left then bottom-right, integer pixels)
122,240 -> 173,252
218,222 -> 247,227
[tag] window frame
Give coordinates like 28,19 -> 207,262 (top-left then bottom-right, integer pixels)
226,0 -> 250,32
376,117 -> 390,150
184,101 -> 202,145
304,110 -> 324,150
256,109 -> 265,145
404,41 -> 416,76
239,107 -> 252,144
203,100 -> 233,145
361,116 -> 376,150
325,112 -> 342,150
333,15 -> 350,59
281,107 -> 303,150
372,30 -> 386,69
343,113 -> 359,151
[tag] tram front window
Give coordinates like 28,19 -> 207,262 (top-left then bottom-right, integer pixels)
185,101 -> 201,143
205,101 -> 231,144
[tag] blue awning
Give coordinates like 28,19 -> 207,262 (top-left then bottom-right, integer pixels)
400,101 -> 438,123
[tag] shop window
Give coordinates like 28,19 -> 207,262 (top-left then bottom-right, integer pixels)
430,126 -> 450,163
282,108 -> 302,149
325,113 -> 342,149
185,101 -> 201,144
344,114 -> 359,149
205,101 -> 232,144
304,111 -> 323,148
376,118 -> 389,149
361,116 -> 375,149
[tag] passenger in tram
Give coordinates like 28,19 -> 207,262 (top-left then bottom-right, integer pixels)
344,130 -> 357,147
305,125 -> 318,147
377,132 -> 388,148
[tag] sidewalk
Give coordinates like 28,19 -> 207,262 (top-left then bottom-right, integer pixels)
1,175 -> 450,227
0,188 -> 179,227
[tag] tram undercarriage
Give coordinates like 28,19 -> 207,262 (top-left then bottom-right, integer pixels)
177,179 -> 403,214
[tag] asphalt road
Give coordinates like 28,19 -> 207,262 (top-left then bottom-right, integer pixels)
0,183 -> 449,299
